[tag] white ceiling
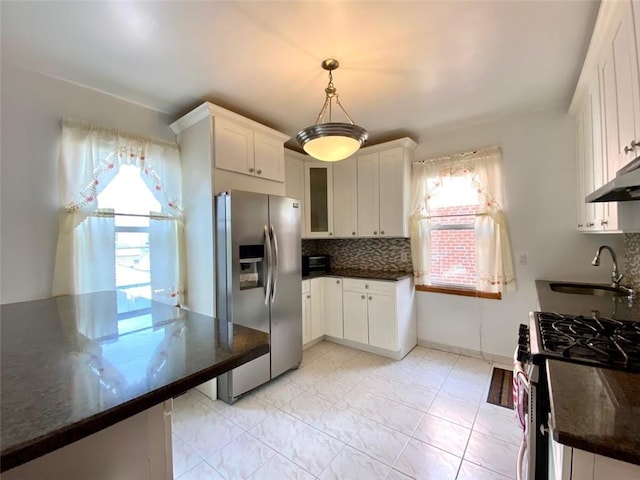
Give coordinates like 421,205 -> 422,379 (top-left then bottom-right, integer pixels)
1,1 -> 599,148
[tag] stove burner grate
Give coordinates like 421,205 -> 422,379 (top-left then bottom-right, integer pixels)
535,312 -> 640,371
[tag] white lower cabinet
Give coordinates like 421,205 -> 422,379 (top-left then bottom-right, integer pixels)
368,294 -> 398,351
302,276 -> 416,358
302,278 -> 324,346
343,290 -> 370,344
323,277 -> 344,338
549,438 -> 640,480
342,277 -> 416,358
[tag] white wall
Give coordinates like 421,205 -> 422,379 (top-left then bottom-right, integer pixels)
413,109 -> 624,359
0,64 -> 176,304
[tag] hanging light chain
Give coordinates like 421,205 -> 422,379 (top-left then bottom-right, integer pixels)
313,67 -> 355,126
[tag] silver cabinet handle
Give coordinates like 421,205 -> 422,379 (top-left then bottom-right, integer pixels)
361,295 -> 365,299
249,167 -> 255,173
257,169 -> 262,175
624,140 -> 640,154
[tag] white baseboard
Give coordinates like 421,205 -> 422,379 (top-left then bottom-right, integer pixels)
417,338 -> 512,365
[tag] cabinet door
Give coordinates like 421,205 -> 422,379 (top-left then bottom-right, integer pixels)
323,277 -> 344,338
576,105 -> 588,231
611,4 -> 640,172
304,162 -> 334,237
343,291 -> 368,344
367,294 -> 398,351
302,293 -> 311,344
378,147 -> 406,237
600,48 -> 621,231
214,117 -> 254,176
309,278 -> 324,340
285,155 -> 305,238
357,152 -> 380,237
333,157 -> 358,238
254,131 -> 285,182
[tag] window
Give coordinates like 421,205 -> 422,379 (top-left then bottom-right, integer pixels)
410,147 -> 516,297
53,120 -> 184,309
97,164 -> 160,318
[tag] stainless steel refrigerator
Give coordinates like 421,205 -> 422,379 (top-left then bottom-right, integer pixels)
215,190 -> 302,404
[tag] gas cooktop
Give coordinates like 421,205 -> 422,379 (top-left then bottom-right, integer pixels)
532,312 -> 640,372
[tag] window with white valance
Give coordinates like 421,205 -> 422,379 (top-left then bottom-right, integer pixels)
410,146 -> 516,297
52,120 -> 185,307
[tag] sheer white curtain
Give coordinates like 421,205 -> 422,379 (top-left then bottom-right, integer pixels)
52,120 -> 185,305
410,146 -> 516,294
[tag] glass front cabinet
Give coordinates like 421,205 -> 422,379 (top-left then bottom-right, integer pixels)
304,161 -> 334,238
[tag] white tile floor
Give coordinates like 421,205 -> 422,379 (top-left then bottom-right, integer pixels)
172,341 -> 521,480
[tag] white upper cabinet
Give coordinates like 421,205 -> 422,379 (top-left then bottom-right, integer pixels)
284,149 -> 306,238
214,116 -> 287,182
357,152 -> 381,237
214,117 -> 254,176
298,138 -> 416,239
253,131 -> 286,182
171,102 -> 290,184
356,138 -> 417,238
304,161 -> 334,237
379,147 -> 409,237
569,0 -> 640,233
333,157 -> 358,237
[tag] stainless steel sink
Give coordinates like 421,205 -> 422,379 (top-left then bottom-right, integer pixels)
549,282 -> 630,297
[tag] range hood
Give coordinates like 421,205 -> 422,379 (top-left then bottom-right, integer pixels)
586,162 -> 640,202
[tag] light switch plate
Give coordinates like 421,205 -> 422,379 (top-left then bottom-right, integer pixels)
518,252 -> 528,266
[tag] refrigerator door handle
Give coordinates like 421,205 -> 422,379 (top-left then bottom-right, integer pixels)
264,224 -> 273,305
270,224 -> 279,304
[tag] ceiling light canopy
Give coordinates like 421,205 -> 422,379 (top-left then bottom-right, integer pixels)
296,59 -> 368,162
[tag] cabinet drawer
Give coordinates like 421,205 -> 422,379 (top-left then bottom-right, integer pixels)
342,278 -> 396,296
302,279 -> 310,294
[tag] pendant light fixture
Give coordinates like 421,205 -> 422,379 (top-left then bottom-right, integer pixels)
296,59 -> 368,162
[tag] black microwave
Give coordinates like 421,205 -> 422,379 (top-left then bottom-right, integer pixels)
302,254 -> 329,276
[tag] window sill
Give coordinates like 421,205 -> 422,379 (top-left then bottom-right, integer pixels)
415,284 -> 502,300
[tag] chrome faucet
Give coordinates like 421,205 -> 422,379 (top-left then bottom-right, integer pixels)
591,245 -> 624,287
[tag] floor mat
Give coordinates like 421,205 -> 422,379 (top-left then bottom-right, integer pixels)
487,367 -> 514,409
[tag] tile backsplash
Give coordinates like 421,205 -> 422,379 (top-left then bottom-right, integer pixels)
625,233 -> 640,290
302,238 -> 412,271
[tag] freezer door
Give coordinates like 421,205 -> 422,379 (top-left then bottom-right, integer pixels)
227,190 -> 271,333
268,195 -> 303,378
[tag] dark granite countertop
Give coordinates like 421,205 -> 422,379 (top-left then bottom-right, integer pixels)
0,291 -> 269,472
536,279 -> 639,465
546,360 -> 640,465
303,269 -> 412,281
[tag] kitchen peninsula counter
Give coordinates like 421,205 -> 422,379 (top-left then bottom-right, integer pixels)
0,291 -> 269,472
536,280 -> 640,466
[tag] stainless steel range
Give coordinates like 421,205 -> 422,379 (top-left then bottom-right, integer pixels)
514,311 -> 640,480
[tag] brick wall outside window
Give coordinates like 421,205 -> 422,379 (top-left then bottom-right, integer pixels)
430,204 -> 477,288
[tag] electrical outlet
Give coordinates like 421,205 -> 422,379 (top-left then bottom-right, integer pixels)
400,251 -> 409,262
518,252 -> 528,266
